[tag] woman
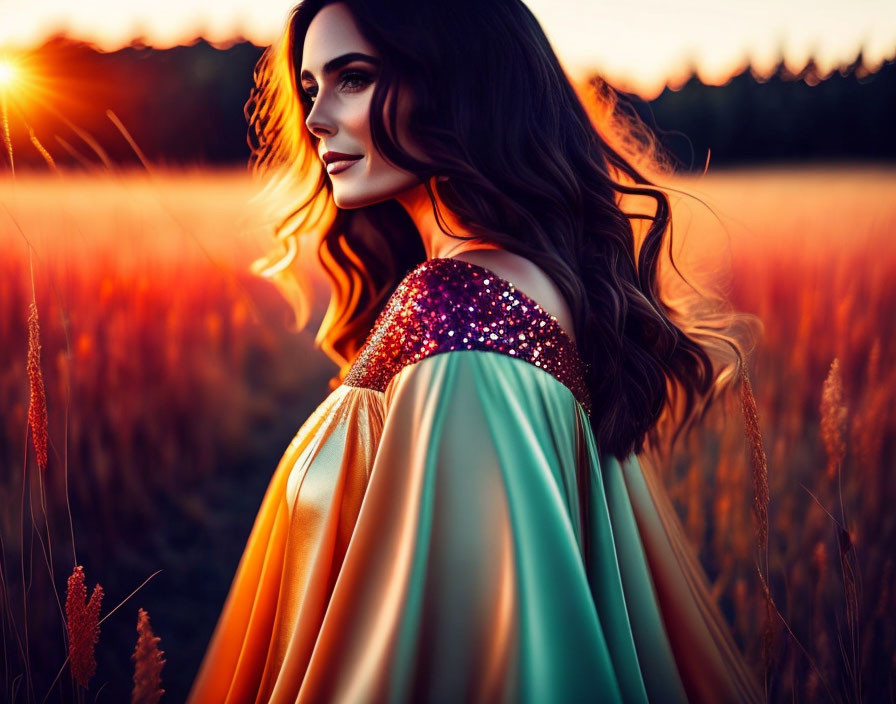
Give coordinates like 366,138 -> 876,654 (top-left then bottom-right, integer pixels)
188,0 -> 764,701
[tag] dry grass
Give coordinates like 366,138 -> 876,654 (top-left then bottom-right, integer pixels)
660,164 -> 896,702
131,608 -> 165,704
0,169 -> 334,701
26,300 -> 48,471
64,565 -> 103,690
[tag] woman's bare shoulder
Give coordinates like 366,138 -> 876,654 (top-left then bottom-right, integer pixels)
448,249 -> 576,344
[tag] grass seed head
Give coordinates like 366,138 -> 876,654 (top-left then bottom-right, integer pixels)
131,607 -> 166,704
65,565 -> 104,689
26,301 -> 48,470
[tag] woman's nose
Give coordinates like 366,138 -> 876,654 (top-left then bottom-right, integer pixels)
305,99 -> 336,137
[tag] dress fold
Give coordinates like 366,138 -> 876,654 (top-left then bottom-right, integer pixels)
187,257 -> 762,703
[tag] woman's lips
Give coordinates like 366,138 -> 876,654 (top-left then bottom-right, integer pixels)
326,156 -> 363,175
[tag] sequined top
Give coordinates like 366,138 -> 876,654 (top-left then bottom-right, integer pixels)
343,257 -> 592,415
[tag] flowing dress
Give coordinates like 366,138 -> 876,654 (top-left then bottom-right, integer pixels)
186,257 -> 764,703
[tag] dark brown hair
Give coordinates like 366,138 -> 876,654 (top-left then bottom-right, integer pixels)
246,0 -> 755,461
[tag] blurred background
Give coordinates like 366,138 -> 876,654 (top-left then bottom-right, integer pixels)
0,0 -> 894,702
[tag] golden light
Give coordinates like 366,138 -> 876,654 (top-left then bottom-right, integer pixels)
0,58 -> 17,88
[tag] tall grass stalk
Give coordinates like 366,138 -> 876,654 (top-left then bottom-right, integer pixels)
820,359 -> 862,703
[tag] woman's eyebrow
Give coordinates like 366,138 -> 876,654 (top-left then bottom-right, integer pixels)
300,52 -> 381,82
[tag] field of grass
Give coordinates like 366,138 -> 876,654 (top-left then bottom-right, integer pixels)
661,165 -> 896,703
0,165 -> 893,702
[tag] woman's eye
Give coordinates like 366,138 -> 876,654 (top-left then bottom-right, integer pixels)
339,71 -> 372,91
302,70 -> 372,103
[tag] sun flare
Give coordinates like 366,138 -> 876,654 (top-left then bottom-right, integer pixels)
0,58 -> 17,88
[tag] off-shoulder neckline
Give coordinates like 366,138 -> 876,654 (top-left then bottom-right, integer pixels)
412,256 -> 579,351
344,255 -> 591,414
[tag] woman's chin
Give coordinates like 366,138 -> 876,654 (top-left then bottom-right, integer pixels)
333,190 -> 379,209
331,170 -> 423,209
332,187 -> 404,210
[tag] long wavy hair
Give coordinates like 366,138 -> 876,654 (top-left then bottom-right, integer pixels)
246,0 -> 756,462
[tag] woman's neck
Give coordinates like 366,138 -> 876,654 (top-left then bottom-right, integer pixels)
393,178 -> 502,260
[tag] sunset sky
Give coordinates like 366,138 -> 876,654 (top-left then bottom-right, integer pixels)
1,0 -> 894,98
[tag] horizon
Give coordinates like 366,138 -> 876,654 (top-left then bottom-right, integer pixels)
3,29 -> 892,103
0,0 -> 894,99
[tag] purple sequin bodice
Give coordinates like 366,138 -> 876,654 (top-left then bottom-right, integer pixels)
343,257 -> 592,414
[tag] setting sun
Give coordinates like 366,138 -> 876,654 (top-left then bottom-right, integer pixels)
0,58 -> 17,88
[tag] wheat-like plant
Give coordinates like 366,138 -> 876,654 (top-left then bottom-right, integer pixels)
131,607 -> 166,704
26,300 -> 48,471
65,564 -> 104,689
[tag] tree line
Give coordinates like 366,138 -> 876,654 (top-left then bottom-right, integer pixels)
2,35 -> 893,170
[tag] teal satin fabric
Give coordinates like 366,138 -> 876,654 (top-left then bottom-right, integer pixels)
381,348 -> 689,703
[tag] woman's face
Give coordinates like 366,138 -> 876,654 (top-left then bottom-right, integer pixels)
300,2 -> 421,209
